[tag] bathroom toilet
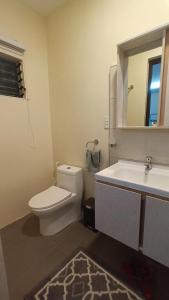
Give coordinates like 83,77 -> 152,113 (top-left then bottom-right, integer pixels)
28,165 -> 83,236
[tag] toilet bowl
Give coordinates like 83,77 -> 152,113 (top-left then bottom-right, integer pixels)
28,165 -> 83,236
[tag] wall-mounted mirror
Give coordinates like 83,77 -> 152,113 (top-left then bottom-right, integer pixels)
127,47 -> 162,126
117,24 -> 169,128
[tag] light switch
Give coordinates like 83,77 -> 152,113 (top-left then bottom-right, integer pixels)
104,115 -> 109,129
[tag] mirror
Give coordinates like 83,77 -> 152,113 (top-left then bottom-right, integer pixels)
127,47 -> 162,127
117,25 -> 169,128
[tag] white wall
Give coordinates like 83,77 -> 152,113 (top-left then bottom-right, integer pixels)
47,0 -> 169,197
0,0 -> 53,229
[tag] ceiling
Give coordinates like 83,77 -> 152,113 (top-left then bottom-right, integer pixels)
22,0 -> 68,16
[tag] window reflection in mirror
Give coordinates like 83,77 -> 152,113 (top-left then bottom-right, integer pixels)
146,57 -> 161,126
127,47 -> 162,127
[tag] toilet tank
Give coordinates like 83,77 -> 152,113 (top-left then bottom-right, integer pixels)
57,165 -> 83,198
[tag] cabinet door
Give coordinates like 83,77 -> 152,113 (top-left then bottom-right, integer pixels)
95,182 -> 141,250
143,196 -> 169,267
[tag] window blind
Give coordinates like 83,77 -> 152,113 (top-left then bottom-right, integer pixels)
0,56 -> 25,98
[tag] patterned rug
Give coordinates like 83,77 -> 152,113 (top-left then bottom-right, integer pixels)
25,251 -> 143,300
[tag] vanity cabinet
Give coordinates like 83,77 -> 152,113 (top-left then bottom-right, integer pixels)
95,180 -> 169,267
95,182 -> 141,250
95,159 -> 169,267
143,196 -> 169,267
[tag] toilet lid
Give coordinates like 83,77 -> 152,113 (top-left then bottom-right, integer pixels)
29,186 -> 72,209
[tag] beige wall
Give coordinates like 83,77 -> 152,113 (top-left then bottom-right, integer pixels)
47,0 -> 169,197
2,0 -> 169,228
0,0 -> 53,229
47,0 -> 111,198
127,47 -> 162,126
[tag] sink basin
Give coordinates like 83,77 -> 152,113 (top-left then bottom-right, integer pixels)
95,160 -> 169,198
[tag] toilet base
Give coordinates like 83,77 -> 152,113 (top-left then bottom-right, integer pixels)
39,202 -> 81,236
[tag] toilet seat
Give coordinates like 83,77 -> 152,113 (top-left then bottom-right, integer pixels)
29,186 -> 72,210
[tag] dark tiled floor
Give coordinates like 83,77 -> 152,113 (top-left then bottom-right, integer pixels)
0,214 -> 169,300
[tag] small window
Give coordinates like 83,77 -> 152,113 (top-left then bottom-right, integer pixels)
0,53 -> 25,98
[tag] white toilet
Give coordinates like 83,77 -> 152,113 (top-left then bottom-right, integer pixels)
28,165 -> 83,236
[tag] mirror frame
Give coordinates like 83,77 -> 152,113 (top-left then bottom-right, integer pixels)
117,23 -> 169,129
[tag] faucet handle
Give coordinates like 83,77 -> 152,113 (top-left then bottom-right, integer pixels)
146,155 -> 152,163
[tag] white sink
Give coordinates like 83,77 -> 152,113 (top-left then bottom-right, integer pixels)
95,160 -> 169,198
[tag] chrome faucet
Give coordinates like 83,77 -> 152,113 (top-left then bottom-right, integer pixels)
144,155 -> 152,175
